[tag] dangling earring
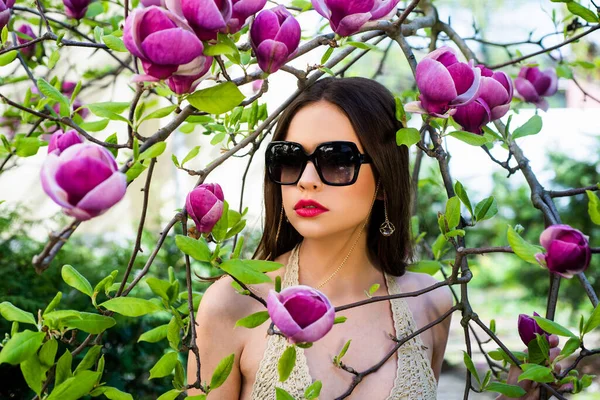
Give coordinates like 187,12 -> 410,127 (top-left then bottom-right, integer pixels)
379,190 -> 395,236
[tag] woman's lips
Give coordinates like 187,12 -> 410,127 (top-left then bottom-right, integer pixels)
295,207 -> 328,217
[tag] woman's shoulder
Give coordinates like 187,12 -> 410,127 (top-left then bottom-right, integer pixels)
394,271 -> 454,319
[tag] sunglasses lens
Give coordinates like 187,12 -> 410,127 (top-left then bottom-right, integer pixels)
317,143 -> 358,185
267,143 -> 305,184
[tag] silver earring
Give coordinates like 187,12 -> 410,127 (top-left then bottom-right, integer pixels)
379,191 -> 395,236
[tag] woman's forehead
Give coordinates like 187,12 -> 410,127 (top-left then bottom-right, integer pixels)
284,101 -> 364,153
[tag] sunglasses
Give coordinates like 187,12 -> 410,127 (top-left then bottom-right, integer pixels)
265,141 -> 371,186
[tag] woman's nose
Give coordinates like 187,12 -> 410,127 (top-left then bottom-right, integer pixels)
298,161 -> 323,191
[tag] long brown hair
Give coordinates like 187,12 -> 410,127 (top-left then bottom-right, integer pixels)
253,77 -> 413,276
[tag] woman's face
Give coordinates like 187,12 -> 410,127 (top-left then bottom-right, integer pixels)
281,100 -> 377,240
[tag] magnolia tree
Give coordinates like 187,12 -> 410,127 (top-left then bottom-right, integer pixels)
0,0 -> 599,398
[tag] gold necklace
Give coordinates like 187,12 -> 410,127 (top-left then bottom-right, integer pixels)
248,180 -> 381,294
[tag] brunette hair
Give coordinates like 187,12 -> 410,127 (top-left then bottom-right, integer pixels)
253,77 -> 413,276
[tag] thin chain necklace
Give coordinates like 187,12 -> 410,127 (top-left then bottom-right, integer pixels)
249,181 -> 381,294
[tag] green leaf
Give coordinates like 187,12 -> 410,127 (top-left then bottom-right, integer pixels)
346,41 -> 379,50
1,26 -> 7,44
567,2 -> 599,22
275,387 -> 296,400
210,353 -> 235,390
0,50 -> 18,66
149,351 -> 178,379
125,161 -> 147,183
0,302 -> 36,325
104,133 -> 119,158
87,102 -> 131,125
512,115 -> 543,140
557,337 -> 581,361
219,259 -> 272,285
156,390 -> 181,400
138,324 -> 169,343
139,105 -> 178,124
48,50 -> 60,69
187,82 -> 245,115
474,196 -> 498,221
47,370 -> 101,400
39,338 -> 58,367
321,47 -> 334,64
235,311 -> 270,328
15,137 -> 41,157
90,386 -> 134,400
21,353 -> 44,395
74,345 -> 102,374
278,345 -> 296,382
79,119 -> 110,132
175,235 -> 212,262
463,351 -> 481,387
55,350 -> 73,387
304,380 -> 322,399
445,196 -> 461,230
139,142 -> 166,161
62,265 -> 93,297
146,277 -> 171,302
167,316 -> 180,351
100,297 -> 163,317
0,330 -> 45,365
449,130 -> 489,146
242,260 -> 284,273
181,145 -> 201,166
407,260 -> 442,275
517,364 -> 555,383
485,382 -> 526,397
395,127 -> 421,148
454,181 -> 473,218
533,316 -> 577,338
585,190 -> 600,225
64,312 -> 116,334
506,225 -> 544,265
37,78 -> 69,112
334,316 -> 347,324
367,283 -> 380,297
203,43 -> 238,56
337,339 -> 351,362
102,35 -> 128,52
583,303 -> 600,334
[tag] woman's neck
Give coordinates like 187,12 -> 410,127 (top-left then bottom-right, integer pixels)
296,229 -> 382,301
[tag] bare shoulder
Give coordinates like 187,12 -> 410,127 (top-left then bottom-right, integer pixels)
395,271 -> 454,319
199,275 -> 256,324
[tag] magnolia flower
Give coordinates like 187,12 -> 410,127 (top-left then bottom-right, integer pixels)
47,129 -> 83,154
405,46 -> 481,118
535,224 -> 591,279
166,54 -> 213,94
41,143 -> 127,220
123,5 -> 205,80
224,0 -> 267,33
267,285 -> 335,344
16,25 -> 37,58
0,0 -> 15,30
186,183 -> 225,233
250,6 -> 301,74
515,66 -> 558,112
63,0 -> 92,19
518,312 -> 549,346
312,0 -> 400,36
177,0 -> 233,40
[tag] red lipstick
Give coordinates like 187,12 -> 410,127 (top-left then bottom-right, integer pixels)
293,199 -> 329,218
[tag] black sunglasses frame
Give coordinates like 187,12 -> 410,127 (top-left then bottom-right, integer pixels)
265,140 -> 372,186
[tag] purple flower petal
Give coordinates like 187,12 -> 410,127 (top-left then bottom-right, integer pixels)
76,172 -> 127,217
539,224 -> 573,249
326,0 -> 373,28
289,305 -> 335,343
282,294 -> 327,328
40,154 -> 71,208
141,61 -> 178,80
256,39 -> 289,73
181,0 -> 232,35
334,12 -> 372,36
123,9 -> 147,59
251,9 -> 280,44
540,68 -> 558,97
55,157 -> 114,206
141,28 -> 203,66
311,0 -> 331,19
273,11 -> 301,51
452,99 -> 490,134
515,77 -> 540,103
267,290 -> 302,337
416,58 -> 457,105
369,0 -> 400,19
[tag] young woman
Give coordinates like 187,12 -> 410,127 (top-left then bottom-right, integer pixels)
186,77 -> 555,399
